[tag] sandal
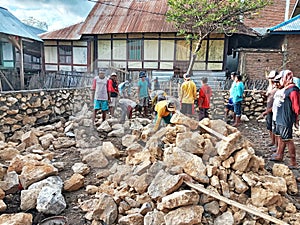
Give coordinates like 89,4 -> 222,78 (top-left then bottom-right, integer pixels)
270,153 -> 283,162
288,165 -> 298,170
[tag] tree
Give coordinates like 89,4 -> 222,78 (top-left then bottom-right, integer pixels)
166,0 -> 272,74
22,17 -> 48,31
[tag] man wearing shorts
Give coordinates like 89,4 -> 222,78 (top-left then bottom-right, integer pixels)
180,73 -> 197,116
271,70 -> 300,168
137,71 -> 149,117
91,71 -> 110,123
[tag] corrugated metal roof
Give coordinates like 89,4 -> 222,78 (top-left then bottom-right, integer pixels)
79,0 -> 176,34
40,0 -> 260,39
0,7 -> 43,42
39,22 -> 84,40
268,14 -> 300,33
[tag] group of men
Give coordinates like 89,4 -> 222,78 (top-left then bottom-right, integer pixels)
91,71 -> 215,132
258,70 -> 300,170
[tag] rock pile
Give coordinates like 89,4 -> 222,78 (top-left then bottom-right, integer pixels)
0,108 -> 299,225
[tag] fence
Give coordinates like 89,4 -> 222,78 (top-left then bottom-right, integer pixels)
0,70 -> 270,92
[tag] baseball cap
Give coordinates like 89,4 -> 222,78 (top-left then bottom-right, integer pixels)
166,101 -> 176,112
139,71 -> 146,78
273,73 -> 283,82
183,73 -> 191,80
267,70 -> 278,79
111,72 -> 117,76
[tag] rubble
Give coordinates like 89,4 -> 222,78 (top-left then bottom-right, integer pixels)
0,108 -> 299,225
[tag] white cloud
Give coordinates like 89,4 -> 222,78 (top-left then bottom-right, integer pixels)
1,0 -> 95,31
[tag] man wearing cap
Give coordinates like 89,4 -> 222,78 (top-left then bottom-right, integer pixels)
271,70 -> 300,168
91,71 -> 110,123
180,73 -> 197,116
153,100 -> 176,132
137,71 -> 149,117
257,70 -> 278,147
108,72 -> 119,117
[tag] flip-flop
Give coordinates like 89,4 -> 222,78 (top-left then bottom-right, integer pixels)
288,165 -> 298,170
269,153 -> 283,162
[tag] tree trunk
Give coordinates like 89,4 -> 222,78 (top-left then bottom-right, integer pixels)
186,38 -> 203,75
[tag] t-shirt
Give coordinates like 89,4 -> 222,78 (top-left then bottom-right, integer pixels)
138,79 -> 148,98
92,76 -> 108,100
180,80 -> 197,104
119,98 -> 137,108
108,79 -> 118,97
272,88 -> 285,121
198,84 -> 212,108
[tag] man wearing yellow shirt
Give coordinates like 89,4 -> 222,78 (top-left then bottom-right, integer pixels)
153,100 -> 176,132
180,73 -> 197,116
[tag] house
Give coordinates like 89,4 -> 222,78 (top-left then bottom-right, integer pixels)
232,0 -> 300,80
40,0 -> 300,90
0,7 -> 45,91
40,0 -> 247,90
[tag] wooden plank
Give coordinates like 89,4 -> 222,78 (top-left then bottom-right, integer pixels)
184,181 -> 289,225
198,122 -> 231,142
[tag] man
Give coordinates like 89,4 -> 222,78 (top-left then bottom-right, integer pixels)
270,70 -> 300,169
257,70 -> 278,147
137,71 -> 149,117
91,71 -> 110,123
119,98 -> 139,124
118,80 -> 129,98
153,100 -> 176,132
107,72 -> 119,117
230,74 -> 244,127
224,72 -> 237,123
198,77 -> 212,121
180,73 -> 197,116
153,77 -> 160,91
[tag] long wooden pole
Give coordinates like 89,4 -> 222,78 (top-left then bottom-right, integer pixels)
185,181 -> 289,225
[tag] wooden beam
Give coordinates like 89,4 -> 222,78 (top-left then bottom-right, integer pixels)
0,71 -> 14,91
198,122 -> 231,142
109,66 -> 129,74
184,181 -> 289,225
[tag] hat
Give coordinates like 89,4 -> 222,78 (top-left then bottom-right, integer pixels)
139,71 -> 146,78
166,101 -> 176,112
267,70 -> 278,79
183,73 -> 191,80
111,72 -> 117,77
273,73 -> 283,82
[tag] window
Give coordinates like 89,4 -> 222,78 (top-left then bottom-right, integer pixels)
59,46 -> 72,64
128,40 -> 142,60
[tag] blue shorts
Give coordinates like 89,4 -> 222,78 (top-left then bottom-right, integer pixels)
233,101 -> 242,116
94,100 -> 109,111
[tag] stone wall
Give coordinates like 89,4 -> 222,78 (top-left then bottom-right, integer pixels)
210,90 -> 266,120
0,88 -> 91,135
0,88 -> 266,135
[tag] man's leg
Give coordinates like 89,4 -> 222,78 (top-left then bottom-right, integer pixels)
286,140 -> 297,167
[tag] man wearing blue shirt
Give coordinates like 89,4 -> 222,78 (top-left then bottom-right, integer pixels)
137,71 -> 149,117
230,74 -> 244,127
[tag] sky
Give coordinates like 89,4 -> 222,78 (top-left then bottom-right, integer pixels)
1,0 -> 95,31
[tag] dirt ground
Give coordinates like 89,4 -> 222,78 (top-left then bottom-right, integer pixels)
3,118 -> 300,225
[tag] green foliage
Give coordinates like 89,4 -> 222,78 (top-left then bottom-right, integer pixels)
167,0 -> 272,41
